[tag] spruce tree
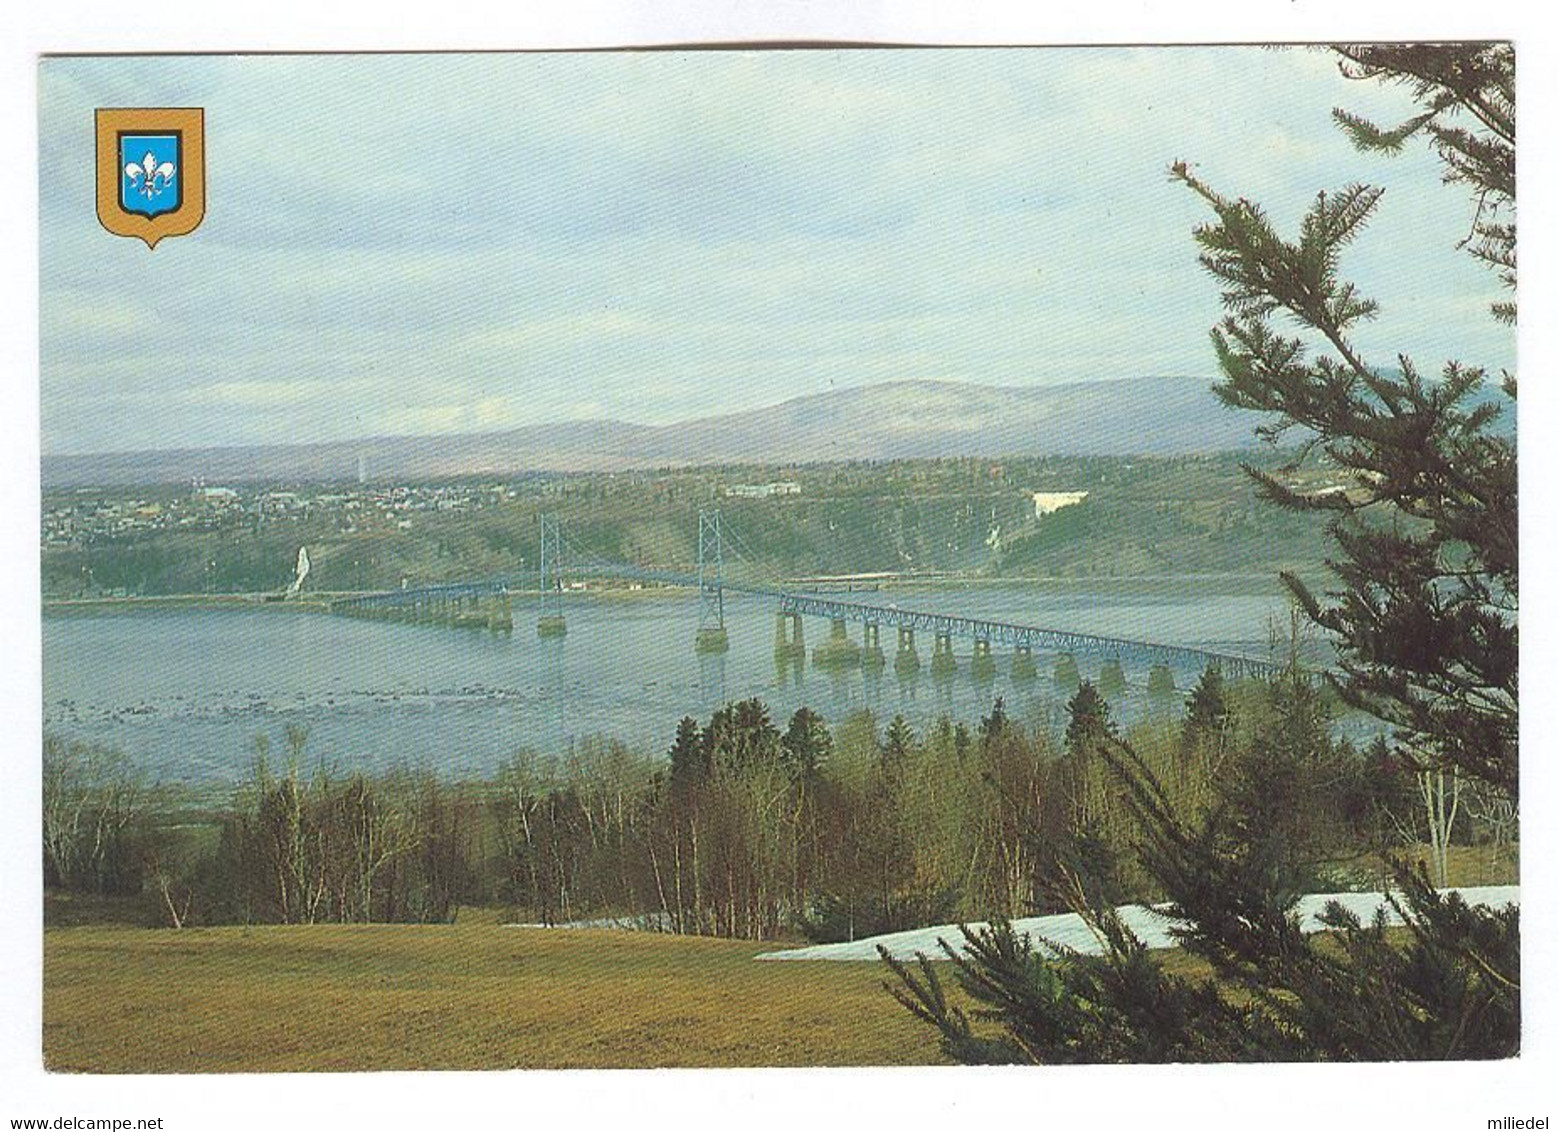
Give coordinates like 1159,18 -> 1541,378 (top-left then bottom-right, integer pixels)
978,697 -> 1008,745
883,714 -> 916,765
1064,680 -> 1114,753
881,43 -> 1519,1064
781,706 -> 832,781
703,698 -> 782,771
668,715 -> 706,791
1171,42 -> 1516,796
1183,664 -> 1230,743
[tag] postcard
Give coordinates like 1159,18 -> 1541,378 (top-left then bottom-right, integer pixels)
24,32 -> 1526,1115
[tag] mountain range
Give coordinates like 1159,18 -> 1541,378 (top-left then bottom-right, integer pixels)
43,376 -> 1273,488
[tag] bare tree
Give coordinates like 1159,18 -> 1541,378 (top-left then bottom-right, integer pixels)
1414,761 -> 1463,888
42,737 -> 145,895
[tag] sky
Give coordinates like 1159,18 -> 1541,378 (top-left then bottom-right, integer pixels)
38,47 -> 1517,455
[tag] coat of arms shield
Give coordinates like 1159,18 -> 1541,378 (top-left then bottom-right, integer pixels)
95,107 -> 205,248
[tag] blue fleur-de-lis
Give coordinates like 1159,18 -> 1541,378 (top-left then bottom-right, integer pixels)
124,151 -> 176,199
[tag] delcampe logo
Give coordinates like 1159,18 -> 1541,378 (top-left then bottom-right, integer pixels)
95,107 -> 205,248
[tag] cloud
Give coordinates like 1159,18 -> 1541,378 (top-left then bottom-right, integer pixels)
39,47 -> 1516,455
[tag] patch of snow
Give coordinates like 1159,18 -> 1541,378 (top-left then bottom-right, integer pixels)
507,912 -> 673,932
755,885 -> 1519,962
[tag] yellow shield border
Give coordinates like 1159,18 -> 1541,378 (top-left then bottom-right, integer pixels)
95,108 -> 206,249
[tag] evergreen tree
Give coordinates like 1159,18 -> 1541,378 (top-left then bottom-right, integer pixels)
882,43 -> 1519,1064
704,698 -> 782,771
1202,661 -> 1345,901
978,697 -> 1009,746
1182,664 -> 1230,746
1064,681 -> 1114,754
1180,663 -> 1234,793
1171,43 -> 1516,796
952,722 -> 973,760
883,714 -> 916,766
668,716 -> 707,791
780,707 -> 832,781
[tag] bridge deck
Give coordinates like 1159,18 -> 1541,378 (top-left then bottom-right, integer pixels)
332,563 -> 1279,678
770,590 -> 1276,677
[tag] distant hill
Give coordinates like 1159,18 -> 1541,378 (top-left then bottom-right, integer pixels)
42,376 -> 1284,488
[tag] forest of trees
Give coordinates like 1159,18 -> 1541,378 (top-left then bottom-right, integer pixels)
42,653 -> 1514,941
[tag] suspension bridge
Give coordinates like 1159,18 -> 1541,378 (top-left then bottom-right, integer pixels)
329,509 -> 1282,684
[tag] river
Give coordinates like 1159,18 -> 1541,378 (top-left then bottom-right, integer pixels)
42,579 -> 1303,790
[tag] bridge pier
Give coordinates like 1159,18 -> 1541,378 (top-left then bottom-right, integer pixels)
861,622 -> 886,670
456,594 -> 489,629
894,627 -> 920,675
1100,657 -> 1126,698
931,631 -> 957,679
774,612 -> 806,660
1012,643 -> 1037,680
488,593 -> 514,632
971,638 -> 997,681
775,652 -> 804,688
1148,663 -> 1176,697
813,617 -> 862,667
1054,652 -> 1080,692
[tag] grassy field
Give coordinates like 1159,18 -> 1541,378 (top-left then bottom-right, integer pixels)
44,923 -> 947,1072
42,842 -> 1516,1073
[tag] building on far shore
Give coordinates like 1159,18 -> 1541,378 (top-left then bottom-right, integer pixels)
1032,490 -> 1088,518
724,482 -> 801,499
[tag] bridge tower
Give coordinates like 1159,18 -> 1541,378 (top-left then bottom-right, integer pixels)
695,509 -> 730,653
537,513 -> 567,637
